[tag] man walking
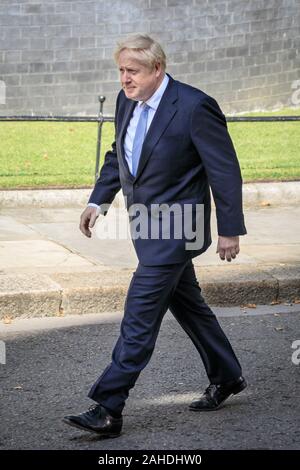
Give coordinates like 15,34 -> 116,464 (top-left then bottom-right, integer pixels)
63,34 -> 247,438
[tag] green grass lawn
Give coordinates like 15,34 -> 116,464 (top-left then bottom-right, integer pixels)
229,107 -> 300,181
0,107 -> 299,189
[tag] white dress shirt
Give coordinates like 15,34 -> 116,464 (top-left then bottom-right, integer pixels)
123,73 -> 169,174
88,74 -> 169,211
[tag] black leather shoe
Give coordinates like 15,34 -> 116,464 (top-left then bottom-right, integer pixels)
189,376 -> 247,412
62,404 -> 122,437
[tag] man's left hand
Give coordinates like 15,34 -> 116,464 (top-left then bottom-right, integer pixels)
216,236 -> 240,262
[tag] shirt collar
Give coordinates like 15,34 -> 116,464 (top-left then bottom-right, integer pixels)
138,74 -> 169,110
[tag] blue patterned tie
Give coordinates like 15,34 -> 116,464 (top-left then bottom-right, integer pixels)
131,103 -> 150,177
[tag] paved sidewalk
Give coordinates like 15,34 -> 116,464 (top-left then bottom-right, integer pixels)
0,200 -> 299,319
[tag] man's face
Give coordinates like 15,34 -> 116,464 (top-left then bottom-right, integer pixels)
118,49 -> 163,101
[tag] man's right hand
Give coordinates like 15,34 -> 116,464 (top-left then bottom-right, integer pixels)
79,206 -> 99,238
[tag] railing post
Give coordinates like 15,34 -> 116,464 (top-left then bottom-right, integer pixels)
95,95 -> 105,183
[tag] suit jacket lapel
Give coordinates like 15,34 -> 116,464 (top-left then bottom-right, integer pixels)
135,77 -> 178,180
117,99 -> 136,179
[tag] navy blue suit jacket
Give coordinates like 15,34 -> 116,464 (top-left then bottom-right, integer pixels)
88,75 -> 247,266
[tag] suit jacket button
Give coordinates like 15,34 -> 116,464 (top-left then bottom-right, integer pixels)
134,183 -> 139,188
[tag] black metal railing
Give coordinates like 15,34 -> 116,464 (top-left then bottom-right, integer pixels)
226,116 -> 300,121
0,95 -> 299,182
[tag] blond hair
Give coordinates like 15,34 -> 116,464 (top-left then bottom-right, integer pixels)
114,34 -> 166,71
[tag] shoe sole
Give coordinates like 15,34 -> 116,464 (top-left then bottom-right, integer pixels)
62,418 -> 121,438
189,380 -> 247,412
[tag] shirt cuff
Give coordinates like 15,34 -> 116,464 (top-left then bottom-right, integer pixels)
87,202 -> 109,216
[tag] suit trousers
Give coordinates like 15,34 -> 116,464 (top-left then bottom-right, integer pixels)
88,259 -> 242,415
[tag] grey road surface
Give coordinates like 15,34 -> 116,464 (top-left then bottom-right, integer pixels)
0,305 -> 299,450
